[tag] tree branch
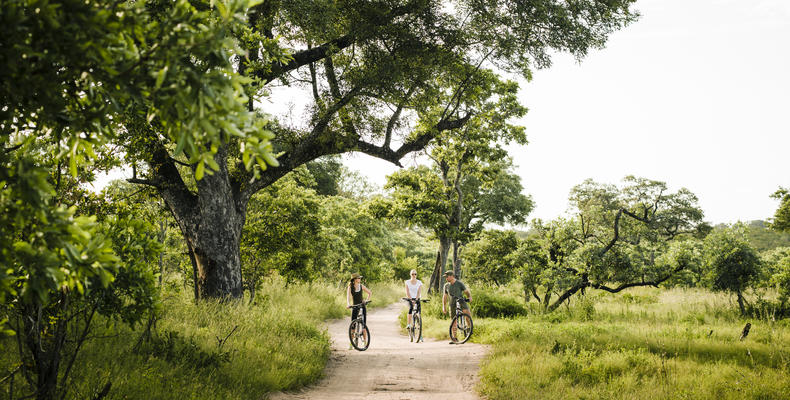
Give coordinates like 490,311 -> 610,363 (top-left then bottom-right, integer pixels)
591,265 -> 683,293
599,209 -> 623,256
257,2 -> 423,83
2,143 -> 23,154
385,85 -> 417,148
127,178 -> 160,188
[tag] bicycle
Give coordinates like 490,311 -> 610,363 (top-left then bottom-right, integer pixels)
449,298 -> 473,344
402,297 -> 430,343
348,300 -> 371,351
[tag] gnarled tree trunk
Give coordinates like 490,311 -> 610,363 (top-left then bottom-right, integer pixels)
151,145 -> 247,300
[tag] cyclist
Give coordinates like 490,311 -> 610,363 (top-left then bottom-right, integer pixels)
346,272 -> 372,325
404,269 -> 423,329
441,270 -> 472,342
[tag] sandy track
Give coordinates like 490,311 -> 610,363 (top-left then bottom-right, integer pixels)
268,302 -> 488,400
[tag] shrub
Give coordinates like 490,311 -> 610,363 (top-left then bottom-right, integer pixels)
473,289 -> 528,318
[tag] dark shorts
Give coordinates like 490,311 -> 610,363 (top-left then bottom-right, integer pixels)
408,300 -> 422,315
351,304 -> 367,323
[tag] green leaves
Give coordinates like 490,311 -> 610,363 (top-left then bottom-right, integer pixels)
770,188 -> 790,233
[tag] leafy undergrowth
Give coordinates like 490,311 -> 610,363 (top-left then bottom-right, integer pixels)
1,279 -> 402,400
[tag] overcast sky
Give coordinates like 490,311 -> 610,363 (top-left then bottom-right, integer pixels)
342,0 -> 790,225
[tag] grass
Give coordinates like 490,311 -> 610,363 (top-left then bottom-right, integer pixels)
1,278 -> 403,400
7,280 -> 788,399
416,286 -> 790,399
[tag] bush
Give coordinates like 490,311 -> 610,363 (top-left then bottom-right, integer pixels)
473,289 -> 528,318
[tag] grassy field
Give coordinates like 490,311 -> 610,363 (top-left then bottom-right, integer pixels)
1,278 -> 403,400
413,286 -> 790,400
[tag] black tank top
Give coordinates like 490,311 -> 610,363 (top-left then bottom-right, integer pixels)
351,284 -> 364,305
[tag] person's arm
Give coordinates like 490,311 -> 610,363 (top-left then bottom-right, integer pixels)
464,288 -> 472,303
346,285 -> 352,308
416,283 -> 422,299
405,281 -> 411,299
363,284 -> 372,301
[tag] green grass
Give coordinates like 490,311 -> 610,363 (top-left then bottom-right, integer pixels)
8,282 -> 788,399
1,278 -> 403,400
417,286 -> 790,399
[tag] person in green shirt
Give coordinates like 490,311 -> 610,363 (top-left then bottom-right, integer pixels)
442,271 -> 472,342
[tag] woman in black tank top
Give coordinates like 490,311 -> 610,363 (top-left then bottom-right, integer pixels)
346,273 -> 372,323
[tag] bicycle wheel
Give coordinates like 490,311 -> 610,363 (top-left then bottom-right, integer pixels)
349,319 -> 370,351
449,314 -> 473,344
414,314 -> 422,343
408,317 -> 414,342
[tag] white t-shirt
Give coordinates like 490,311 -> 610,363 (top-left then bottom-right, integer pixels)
405,279 -> 423,298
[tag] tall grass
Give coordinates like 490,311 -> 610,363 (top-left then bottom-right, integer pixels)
1,278 -> 403,399
418,286 -> 790,399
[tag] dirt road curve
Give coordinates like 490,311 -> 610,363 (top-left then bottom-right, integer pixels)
268,302 -> 488,400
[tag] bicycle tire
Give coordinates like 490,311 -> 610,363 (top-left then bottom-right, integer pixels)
349,319 -> 371,351
449,314 -> 473,344
408,317 -> 414,342
414,314 -> 422,343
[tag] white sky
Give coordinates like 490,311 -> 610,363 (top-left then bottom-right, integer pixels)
342,0 -> 790,225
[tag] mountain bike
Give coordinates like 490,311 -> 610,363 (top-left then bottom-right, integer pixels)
402,297 -> 430,343
348,300 -> 371,351
449,298 -> 473,344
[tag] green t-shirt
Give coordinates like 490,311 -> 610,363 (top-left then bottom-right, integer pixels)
443,280 -> 468,301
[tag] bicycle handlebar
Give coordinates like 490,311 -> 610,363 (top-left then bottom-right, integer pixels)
401,297 -> 430,302
348,300 -> 371,309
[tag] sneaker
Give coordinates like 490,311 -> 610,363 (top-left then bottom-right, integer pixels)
406,324 -> 411,329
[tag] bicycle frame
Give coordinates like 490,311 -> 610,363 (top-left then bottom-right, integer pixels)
449,298 -> 473,344
402,297 -> 429,343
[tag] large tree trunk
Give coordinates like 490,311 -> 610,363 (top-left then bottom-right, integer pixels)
153,146 -> 247,300
452,240 -> 462,278
428,236 -> 452,294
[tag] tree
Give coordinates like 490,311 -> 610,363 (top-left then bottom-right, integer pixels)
241,169 -> 323,296
1,163 -> 161,399
3,0 -> 280,302
121,0 -> 638,299
507,236 -> 551,304
377,159 -> 533,292
515,176 -> 708,311
373,87 -> 534,291
659,239 -> 705,288
770,188 -> 790,233
703,225 -> 761,315
464,230 -> 521,285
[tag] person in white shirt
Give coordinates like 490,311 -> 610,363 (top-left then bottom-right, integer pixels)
404,269 -> 423,329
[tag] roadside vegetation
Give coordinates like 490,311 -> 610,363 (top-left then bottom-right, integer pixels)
414,286 -> 790,400
1,278 -> 401,399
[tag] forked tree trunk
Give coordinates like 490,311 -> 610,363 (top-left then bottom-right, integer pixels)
428,236 -> 452,294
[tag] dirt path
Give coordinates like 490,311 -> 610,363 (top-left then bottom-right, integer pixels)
269,302 -> 488,400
